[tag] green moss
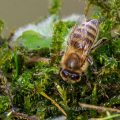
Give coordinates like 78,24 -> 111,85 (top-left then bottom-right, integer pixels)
0,0 -> 120,119
0,20 -> 4,34
50,21 -> 74,65
0,96 -> 10,113
49,0 -> 61,15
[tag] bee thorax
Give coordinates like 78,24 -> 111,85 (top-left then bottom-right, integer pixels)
65,53 -> 80,70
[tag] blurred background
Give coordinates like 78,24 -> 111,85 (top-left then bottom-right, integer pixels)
0,0 -> 86,36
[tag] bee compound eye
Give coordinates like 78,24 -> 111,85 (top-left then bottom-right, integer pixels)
61,69 -> 69,78
71,73 -> 80,81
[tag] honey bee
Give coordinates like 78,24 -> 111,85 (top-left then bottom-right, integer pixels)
60,19 -> 105,83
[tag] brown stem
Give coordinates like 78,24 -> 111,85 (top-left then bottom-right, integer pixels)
79,103 -> 120,113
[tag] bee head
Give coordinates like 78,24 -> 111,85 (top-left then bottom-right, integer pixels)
60,68 -> 81,83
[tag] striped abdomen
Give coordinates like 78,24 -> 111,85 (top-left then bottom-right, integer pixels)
69,19 -> 99,51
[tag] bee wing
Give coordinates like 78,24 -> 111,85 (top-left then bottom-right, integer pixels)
67,19 -> 99,66
69,24 -> 91,52
68,23 -> 93,66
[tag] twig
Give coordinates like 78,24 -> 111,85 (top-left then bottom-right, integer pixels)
79,103 -> 120,113
90,114 -> 120,120
40,92 -> 67,116
27,57 -> 50,64
12,112 -> 38,120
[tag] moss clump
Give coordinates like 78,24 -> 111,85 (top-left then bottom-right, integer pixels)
0,0 -> 120,119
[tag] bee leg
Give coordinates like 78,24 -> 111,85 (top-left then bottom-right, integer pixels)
87,56 -> 97,73
87,56 -> 93,65
91,37 -> 108,52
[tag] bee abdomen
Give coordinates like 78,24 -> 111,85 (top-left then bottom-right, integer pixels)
70,19 -> 99,49
86,24 -> 97,33
84,20 -> 98,42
